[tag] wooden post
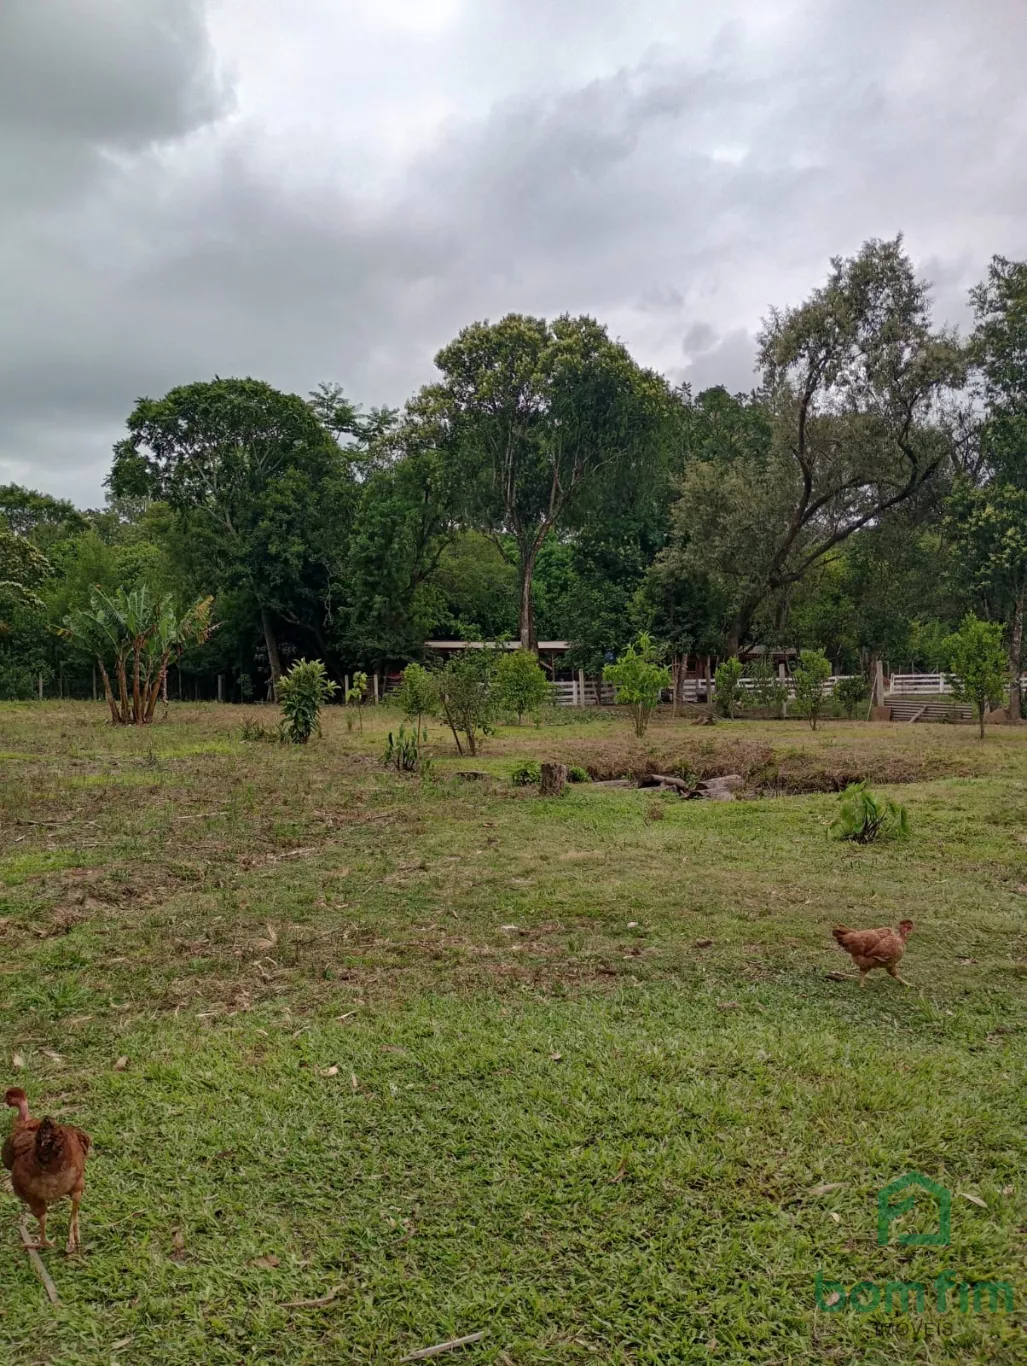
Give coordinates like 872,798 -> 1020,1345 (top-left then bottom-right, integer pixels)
577,668 -> 586,707
872,660 -> 885,707
217,674 -> 224,703
37,674 -> 43,702
373,672 -> 380,704
344,674 -> 350,703
92,665 -> 98,703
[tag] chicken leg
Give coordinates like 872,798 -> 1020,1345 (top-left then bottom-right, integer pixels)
23,1208 -> 53,1251
66,1192 -> 82,1255
887,965 -> 911,987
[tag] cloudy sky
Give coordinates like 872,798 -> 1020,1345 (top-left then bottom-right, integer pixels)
2,0 -> 1025,507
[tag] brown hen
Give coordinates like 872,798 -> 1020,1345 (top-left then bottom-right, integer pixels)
832,919 -> 913,988
3,1088 -> 91,1253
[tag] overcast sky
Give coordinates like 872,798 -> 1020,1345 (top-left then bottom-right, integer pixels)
2,0 -> 1025,507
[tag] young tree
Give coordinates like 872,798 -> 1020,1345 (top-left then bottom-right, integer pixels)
835,674 -> 870,720
713,657 -> 743,718
108,378 -> 355,699
437,649 -> 498,756
603,633 -> 671,738
430,314 -> 671,649
948,614 -> 1010,739
63,586 -> 216,726
278,659 -> 338,744
663,240 -> 965,651
394,662 -> 440,734
494,649 -> 552,723
793,648 -> 832,731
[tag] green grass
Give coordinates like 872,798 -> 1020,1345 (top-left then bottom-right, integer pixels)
1,703 -> 1026,1363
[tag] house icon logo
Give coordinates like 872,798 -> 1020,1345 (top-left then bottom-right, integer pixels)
877,1173 -> 951,1247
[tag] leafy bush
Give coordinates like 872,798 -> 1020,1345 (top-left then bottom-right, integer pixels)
743,658 -> 786,714
947,613 -> 1010,739
437,649 -> 498,756
793,648 -> 832,730
279,658 -> 337,743
714,657 -> 743,717
383,724 -> 429,774
511,761 -> 541,787
345,670 -> 368,732
494,649 -> 553,723
394,663 -> 439,733
567,766 -> 590,783
830,781 -> 909,844
835,674 -> 870,719
603,633 -> 671,738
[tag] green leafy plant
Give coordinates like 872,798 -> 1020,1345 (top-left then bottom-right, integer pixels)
835,674 -> 870,720
830,781 -> 909,844
394,663 -> 439,735
494,649 -> 553,723
744,658 -> 787,714
567,766 -> 591,783
345,670 -> 368,732
793,648 -> 833,730
63,585 -> 216,726
714,657 -> 743,718
511,761 -> 542,787
947,613 -> 1010,739
279,658 -> 338,744
383,723 -> 429,774
603,633 -> 671,738
437,649 -> 498,756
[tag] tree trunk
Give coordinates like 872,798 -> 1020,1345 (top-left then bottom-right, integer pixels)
979,702 -> 986,741
261,606 -> 283,701
518,544 -> 540,651
1009,585 -> 1024,723
540,763 -> 568,797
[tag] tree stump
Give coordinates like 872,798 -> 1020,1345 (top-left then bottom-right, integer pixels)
540,763 -> 568,797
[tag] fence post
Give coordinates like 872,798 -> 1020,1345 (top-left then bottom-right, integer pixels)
373,672 -> 379,704
37,674 -> 43,702
577,668 -> 586,707
344,674 -> 350,703
92,666 -> 97,703
217,674 -> 224,704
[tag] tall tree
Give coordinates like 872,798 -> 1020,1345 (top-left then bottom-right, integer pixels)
664,240 -> 966,651
108,378 -> 354,697
429,314 -> 671,649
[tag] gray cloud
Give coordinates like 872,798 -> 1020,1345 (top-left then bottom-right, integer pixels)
2,0 -> 1026,506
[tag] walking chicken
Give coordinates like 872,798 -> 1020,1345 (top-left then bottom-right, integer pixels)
3,1088 -> 91,1253
831,919 -> 914,988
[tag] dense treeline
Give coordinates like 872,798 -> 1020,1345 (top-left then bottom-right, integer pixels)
2,238 -> 1025,713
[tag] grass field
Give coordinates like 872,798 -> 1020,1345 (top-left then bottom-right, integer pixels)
1,702 -> 1025,1364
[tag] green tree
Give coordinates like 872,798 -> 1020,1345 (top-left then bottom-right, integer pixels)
835,674 -> 870,720
394,662 -> 440,734
664,240 -> 965,651
603,632 -> 671,738
436,649 -> 498,757
430,314 -> 671,649
793,648 -> 832,730
948,614 -> 1010,739
945,480 -> 1027,720
279,659 -> 338,743
108,378 -> 355,698
63,586 -> 215,726
494,649 -> 552,723
714,657 -> 743,718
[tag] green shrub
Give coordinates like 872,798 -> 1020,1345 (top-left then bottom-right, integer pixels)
383,724 -> 429,774
603,633 -> 671,738
511,761 -> 541,787
494,650 -> 553,723
743,658 -> 786,714
279,658 -> 338,744
567,766 -> 590,783
793,648 -> 832,730
835,674 -> 870,719
830,782 -> 909,844
438,649 -> 498,756
394,663 -> 439,734
947,613 -> 1010,740
714,657 -> 743,717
